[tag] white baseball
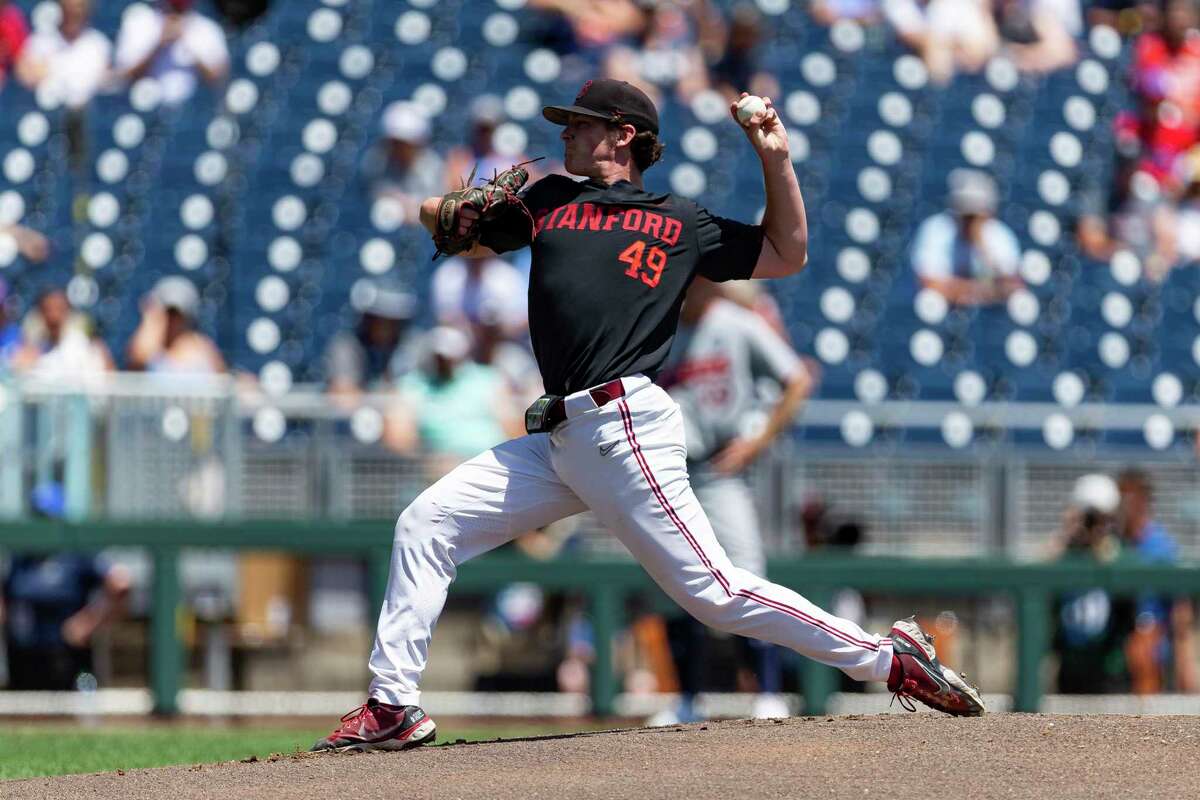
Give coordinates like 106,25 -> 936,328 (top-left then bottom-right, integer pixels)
736,95 -> 768,125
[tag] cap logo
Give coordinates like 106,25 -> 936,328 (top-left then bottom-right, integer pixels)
575,81 -> 593,104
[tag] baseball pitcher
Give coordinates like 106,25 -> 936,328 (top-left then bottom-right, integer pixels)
313,79 -> 983,752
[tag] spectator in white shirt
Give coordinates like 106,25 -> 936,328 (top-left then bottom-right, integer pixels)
911,170 -> 1023,306
113,0 -> 229,106
883,0 -> 998,85
15,0 -> 111,110
9,288 -> 114,382
995,0 -> 1080,75
431,253 -> 528,337
362,101 -> 445,224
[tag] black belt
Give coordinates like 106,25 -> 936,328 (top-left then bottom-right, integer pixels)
526,379 -> 627,434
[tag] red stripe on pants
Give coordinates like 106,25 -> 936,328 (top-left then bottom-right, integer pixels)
616,400 -> 879,653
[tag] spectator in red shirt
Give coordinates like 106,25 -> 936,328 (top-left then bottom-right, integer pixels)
0,0 -> 30,88
1130,0 -> 1200,182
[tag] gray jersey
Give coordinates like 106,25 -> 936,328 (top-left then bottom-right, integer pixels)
664,299 -> 803,464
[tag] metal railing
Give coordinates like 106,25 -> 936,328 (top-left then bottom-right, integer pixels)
2,518 -> 1198,716
4,374 -> 1200,557
4,376 -> 1200,716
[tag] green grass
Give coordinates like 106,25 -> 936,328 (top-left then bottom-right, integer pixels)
0,722 -> 596,781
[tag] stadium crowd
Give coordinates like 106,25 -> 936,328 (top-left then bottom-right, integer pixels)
2,1 -> 1200,411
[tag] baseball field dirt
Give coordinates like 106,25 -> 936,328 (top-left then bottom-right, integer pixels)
7,714 -> 1198,799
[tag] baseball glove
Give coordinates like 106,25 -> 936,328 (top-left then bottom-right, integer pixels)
432,158 -> 541,258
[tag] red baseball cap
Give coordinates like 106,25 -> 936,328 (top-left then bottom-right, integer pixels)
542,78 -> 659,135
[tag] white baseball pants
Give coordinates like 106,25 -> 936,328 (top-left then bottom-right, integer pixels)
368,376 -> 893,706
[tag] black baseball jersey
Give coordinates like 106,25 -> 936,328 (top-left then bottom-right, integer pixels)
480,174 -> 764,396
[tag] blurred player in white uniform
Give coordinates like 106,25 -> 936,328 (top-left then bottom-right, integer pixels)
654,277 -> 814,722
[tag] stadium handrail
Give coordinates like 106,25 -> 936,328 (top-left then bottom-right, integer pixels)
4,373 -> 1199,429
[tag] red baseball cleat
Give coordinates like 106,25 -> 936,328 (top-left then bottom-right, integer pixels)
310,698 -> 437,752
887,616 -> 985,717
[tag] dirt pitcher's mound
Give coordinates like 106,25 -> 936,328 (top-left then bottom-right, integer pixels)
8,714 -> 1198,800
